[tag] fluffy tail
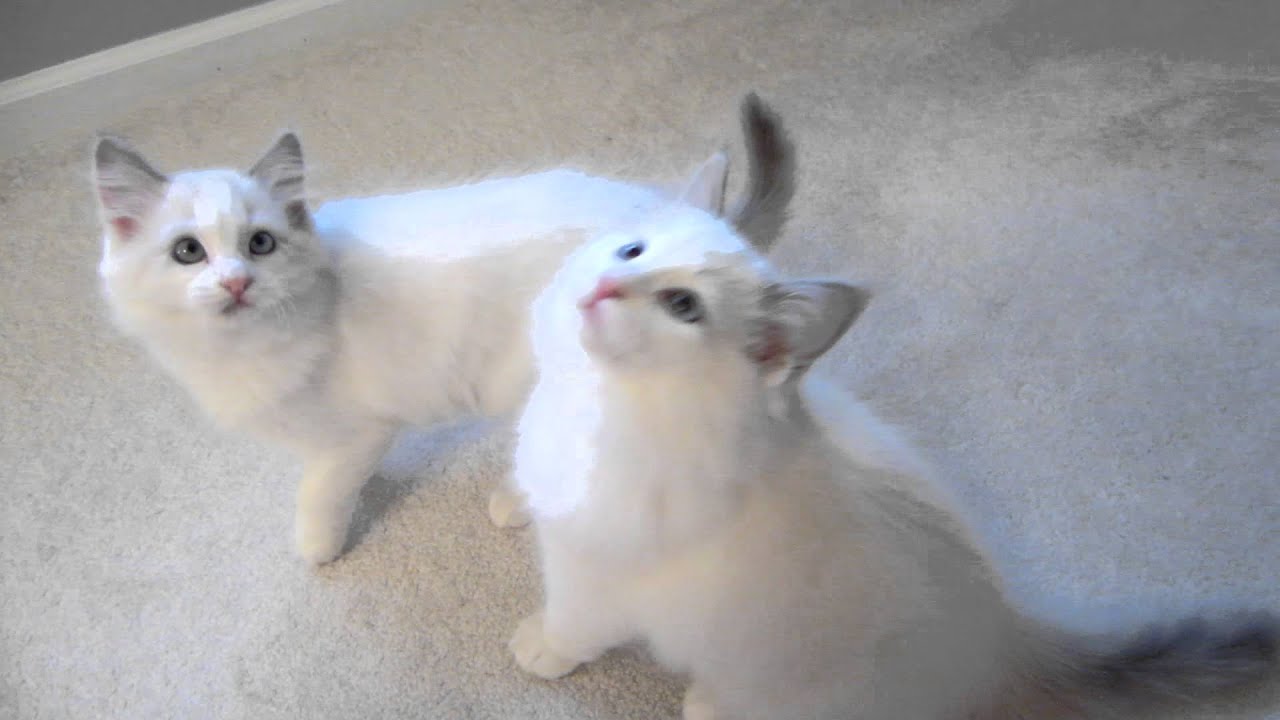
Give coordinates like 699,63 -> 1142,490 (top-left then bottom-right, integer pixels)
729,92 -> 796,253
984,612 -> 1279,719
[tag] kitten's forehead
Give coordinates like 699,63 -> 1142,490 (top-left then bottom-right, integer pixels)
600,207 -> 769,273
560,205 -> 771,311
165,170 -> 254,228
643,209 -> 747,256
633,253 -> 763,291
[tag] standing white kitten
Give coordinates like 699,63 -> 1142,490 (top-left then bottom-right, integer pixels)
510,216 -> 1277,718
92,95 -> 793,564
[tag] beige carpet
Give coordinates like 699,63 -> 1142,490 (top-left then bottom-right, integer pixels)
2,1 -> 1278,718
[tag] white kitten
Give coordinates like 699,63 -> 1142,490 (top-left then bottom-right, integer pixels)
510,217 -> 1277,718
92,95 -> 793,565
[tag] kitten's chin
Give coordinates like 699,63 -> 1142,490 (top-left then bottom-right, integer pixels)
578,325 -> 608,361
578,303 -> 647,368
579,323 -> 623,367
209,297 -> 273,321
579,325 -> 645,370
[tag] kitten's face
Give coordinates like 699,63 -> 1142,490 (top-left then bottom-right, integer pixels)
558,204 -> 869,386
94,134 -> 324,328
563,206 -> 770,371
99,170 -> 322,319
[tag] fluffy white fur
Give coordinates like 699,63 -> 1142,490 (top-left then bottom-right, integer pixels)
91,94 -> 798,565
92,131 -> 735,564
510,208 -> 1278,719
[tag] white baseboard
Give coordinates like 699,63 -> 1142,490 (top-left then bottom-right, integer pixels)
0,0 -> 425,159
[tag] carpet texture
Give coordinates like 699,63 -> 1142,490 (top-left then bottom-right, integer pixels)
2,1 -> 1278,718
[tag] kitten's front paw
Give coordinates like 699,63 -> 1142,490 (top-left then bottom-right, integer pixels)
682,684 -> 718,720
488,487 -> 532,529
295,512 -> 348,566
509,611 -> 581,680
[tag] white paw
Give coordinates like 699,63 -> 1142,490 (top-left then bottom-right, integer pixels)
295,512 -> 348,565
682,684 -> 717,720
488,487 -> 532,529
509,611 -> 581,680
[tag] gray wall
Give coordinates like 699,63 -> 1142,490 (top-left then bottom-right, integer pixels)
0,0 -> 267,82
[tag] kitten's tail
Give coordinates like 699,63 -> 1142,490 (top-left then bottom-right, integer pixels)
729,92 -> 796,253
983,612 -> 1279,719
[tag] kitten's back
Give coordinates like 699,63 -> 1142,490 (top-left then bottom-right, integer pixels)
315,169 -> 665,261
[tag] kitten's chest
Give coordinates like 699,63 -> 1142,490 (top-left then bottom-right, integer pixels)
536,427 -> 751,563
514,359 -> 601,518
519,362 -> 755,543
165,329 -> 330,431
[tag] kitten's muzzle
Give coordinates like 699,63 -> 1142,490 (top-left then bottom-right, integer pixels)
220,275 -> 254,311
578,277 -> 626,312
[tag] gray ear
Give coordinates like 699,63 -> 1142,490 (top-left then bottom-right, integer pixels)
727,93 -> 795,253
248,132 -> 309,229
753,280 -> 871,386
92,136 -> 168,240
677,150 -> 729,215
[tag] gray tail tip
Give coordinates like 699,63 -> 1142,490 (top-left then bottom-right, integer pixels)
1191,611 -> 1277,665
738,92 -> 795,170
1109,610 -> 1280,691
1215,612 -> 1279,668
740,91 -> 779,131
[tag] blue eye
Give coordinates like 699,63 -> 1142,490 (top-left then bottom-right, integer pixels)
171,237 -> 206,264
657,288 -> 704,323
616,240 -> 645,261
249,230 -> 277,256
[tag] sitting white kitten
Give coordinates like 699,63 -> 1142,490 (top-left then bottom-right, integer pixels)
509,213 -> 1278,717
92,95 -> 793,564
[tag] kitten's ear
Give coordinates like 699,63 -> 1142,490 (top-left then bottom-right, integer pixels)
677,150 -> 729,215
752,280 -> 870,387
92,136 -> 168,241
249,132 -> 310,230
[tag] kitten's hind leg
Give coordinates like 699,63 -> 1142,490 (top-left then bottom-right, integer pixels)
295,423 -> 397,565
488,486 -> 531,528
682,683 -> 718,720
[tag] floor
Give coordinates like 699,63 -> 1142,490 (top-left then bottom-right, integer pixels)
1,1 -> 1277,718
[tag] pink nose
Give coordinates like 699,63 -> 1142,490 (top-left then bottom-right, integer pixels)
220,276 -> 253,300
579,277 -> 625,310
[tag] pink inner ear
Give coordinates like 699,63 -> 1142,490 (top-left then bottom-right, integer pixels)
110,216 -> 139,238
98,189 -> 140,238
753,326 -> 788,366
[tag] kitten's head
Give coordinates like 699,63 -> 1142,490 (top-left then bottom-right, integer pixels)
92,133 -> 328,329
564,207 -> 868,388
